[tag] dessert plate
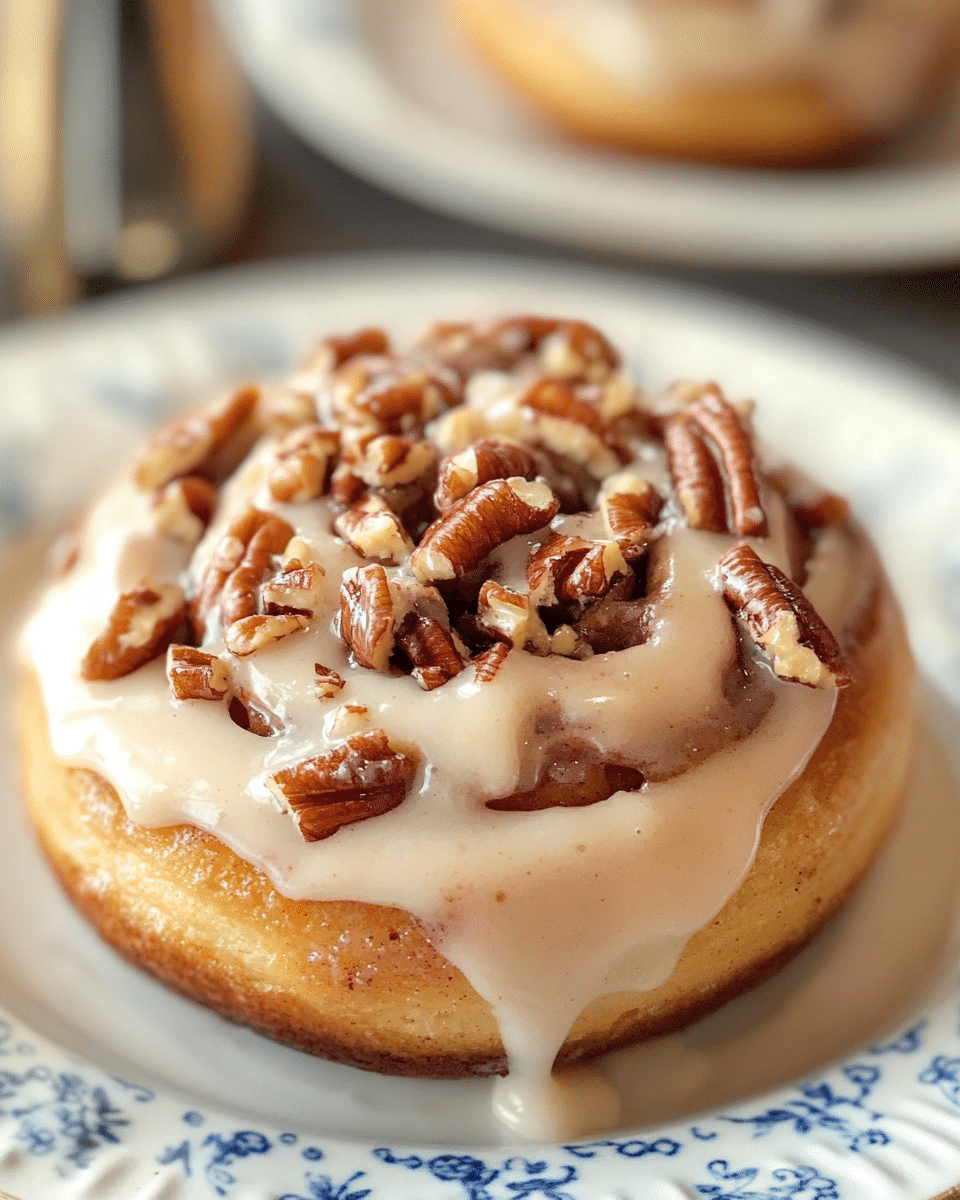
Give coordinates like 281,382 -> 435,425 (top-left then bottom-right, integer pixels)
3,254 -> 960,1199
213,0 -> 960,269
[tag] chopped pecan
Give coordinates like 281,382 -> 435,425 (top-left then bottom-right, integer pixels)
560,540 -> 629,603
262,562 -> 326,616
434,437 -> 541,511
527,532 -> 593,605
81,583 -> 187,681
343,431 -> 437,489
267,730 -> 418,841
192,508 -> 279,636
718,543 -> 851,689
330,359 -> 460,434
688,388 -> 767,537
330,463 -> 368,507
411,477 -> 559,583
396,613 -> 465,690
134,386 -> 257,491
152,476 -> 219,547
267,425 -> 339,503
339,563 -> 396,671
476,581 -> 550,654
314,662 -> 346,699
219,513 -> 295,628
600,478 -> 662,560
522,379 -> 604,435
224,613 -> 309,657
664,415 -> 726,533
167,645 -> 231,701
334,494 -> 413,564
301,327 -> 391,375
328,702 -> 371,740
229,690 -> 281,737
473,640 -> 510,682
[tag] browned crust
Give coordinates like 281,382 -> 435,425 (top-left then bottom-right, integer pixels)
446,0 -> 958,167
18,531 -> 914,1078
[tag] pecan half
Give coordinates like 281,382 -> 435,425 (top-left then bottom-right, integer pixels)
267,425 -> 339,503
193,508 -> 284,637
167,645 -> 231,701
434,437 -> 541,510
224,613 -> 309,657
664,415 -> 726,534
339,563 -> 396,671
527,532 -> 593,605
396,613 -> 465,690
689,388 -> 768,537
718,543 -> 851,689
411,477 -> 559,583
334,494 -> 413,564
560,540 -> 629,603
219,513 -> 296,629
81,583 -> 187,681
268,730 -> 418,841
152,476 -> 219,547
134,386 -> 257,491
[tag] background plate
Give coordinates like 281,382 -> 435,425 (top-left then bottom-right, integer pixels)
4,255 -> 960,1199
215,0 -> 960,269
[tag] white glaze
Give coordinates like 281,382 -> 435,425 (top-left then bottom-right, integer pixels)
20,360 -> 862,1142
528,0 -> 960,130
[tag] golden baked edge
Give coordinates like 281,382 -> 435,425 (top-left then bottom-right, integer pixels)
18,546 -> 915,1079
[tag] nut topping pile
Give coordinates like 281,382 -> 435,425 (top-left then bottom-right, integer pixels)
74,316 -> 854,840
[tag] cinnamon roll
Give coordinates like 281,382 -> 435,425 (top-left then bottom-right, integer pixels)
447,0 -> 960,165
19,315 -> 914,1137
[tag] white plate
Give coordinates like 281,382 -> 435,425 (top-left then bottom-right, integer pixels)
214,0 -> 960,269
5,254 -> 960,1199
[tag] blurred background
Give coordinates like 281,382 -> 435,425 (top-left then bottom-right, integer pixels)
1,0 -> 960,388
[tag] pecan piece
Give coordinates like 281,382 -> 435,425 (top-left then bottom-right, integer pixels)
396,613 -> 465,690
559,540 -> 629,603
522,379 -> 604,435
339,563 -> 396,671
434,437 -> 541,511
411,477 -> 559,583
600,479 -> 662,559
330,359 -> 460,434
262,562 -> 326,616
477,581 -> 550,654
224,613 -> 309,657
473,641 -> 510,682
664,415 -> 726,534
718,543 -> 851,689
527,532 -> 592,606
268,425 -> 339,503
314,663 -> 346,700
219,513 -> 296,629
343,431 -> 437,490
152,476 -> 219,547
268,730 -> 418,841
192,508 -> 284,637
134,386 -> 257,491
689,388 -> 768,537
301,327 -> 391,375
81,583 -> 187,681
334,494 -> 413,564
167,645 -> 231,701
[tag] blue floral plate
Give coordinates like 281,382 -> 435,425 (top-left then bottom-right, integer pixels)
3,256 -> 960,1200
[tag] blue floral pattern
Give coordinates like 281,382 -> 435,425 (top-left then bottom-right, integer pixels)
3,265 -> 960,1198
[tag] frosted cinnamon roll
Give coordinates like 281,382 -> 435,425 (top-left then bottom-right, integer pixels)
19,315 -> 914,1140
446,0 -> 960,165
